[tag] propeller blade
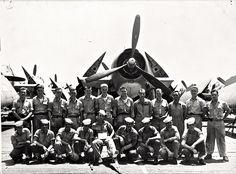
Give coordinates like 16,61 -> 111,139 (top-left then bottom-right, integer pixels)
102,62 -> 109,70
131,15 -> 140,58
85,64 -> 127,83
22,66 -> 36,84
55,74 -> 57,82
136,65 -> 172,96
33,64 -> 37,76
181,80 -> 188,89
217,77 -> 225,85
83,52 -> 106,77
5,76 -> 25,82
49,77 -> 58,88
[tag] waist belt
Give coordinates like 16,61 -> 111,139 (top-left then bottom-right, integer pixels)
34,112 -> 47,115
209,119 -> 223,121
67,115 -> 80,118
189,113 -> 202,115
86,112 -> 95,114
52,115 -> 63,118
118,113 -> 129,115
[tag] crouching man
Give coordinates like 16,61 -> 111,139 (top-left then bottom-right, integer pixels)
10,121 -> 32,164
54,118 -> 78,163
73,118 -> 94,163
91,110 -> 117,164
31,119 -> 55,163
136,117 -> 161,165
159,116 -> 180,165
181,117 -> 206,165
113,117 -> 138,163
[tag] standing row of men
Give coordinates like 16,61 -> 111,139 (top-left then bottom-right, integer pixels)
10,83 -> 231,164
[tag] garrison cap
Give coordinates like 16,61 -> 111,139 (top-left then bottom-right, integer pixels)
100,83 -> 108,88
186,117 -> 195,125
142,117 -> 151,124
15,121 -> 23,127
98,110 -> 106,116
82,118 -> 91,126
65,118 -> 73,124
163,116 -> 173,123
36,84 -> 44,89
41,119 -> 50,125
124,117 -> 134,124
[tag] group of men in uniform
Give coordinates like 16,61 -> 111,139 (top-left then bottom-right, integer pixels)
9,83 -> 231,166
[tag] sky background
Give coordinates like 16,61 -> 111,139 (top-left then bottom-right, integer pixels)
1,1 -> 236,88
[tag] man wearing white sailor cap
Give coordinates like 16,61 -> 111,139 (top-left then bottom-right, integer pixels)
114,117 -> 138,162
73,118 -> 94,163
181,117 -> 206,165
159,115 -> 180,164
10,121 -> 32,163
31,119 -> 55,163
136,117 -> 161,165
91,110 -> 117,164
54,118 -> 78,163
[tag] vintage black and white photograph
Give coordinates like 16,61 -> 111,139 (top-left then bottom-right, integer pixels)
1,0 -> 236,173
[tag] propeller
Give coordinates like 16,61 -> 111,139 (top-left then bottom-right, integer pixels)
85,15 -> 140,83
54,74 -> 57,82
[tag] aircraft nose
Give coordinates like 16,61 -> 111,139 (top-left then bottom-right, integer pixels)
127,58 -> 136,68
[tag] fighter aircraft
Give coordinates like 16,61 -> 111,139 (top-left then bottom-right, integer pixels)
79,15 -> 174,101
1,65 -> 25,108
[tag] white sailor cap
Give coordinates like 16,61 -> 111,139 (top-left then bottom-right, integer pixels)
82,118 -> 91,126
142,117 -> 151,124
65,118 -> 73,125
15,121 -> 23,127
100,83 -> 108,88
124,117 -> 134,124
163,116 -> 173,123
186,117 -> 195,125
41,119 -> 50,125
98,110 -> 106,116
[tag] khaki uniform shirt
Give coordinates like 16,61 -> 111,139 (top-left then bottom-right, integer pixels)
182,127 -> 203,145
97,94 -> 114,115
79,95 -> 97,114
32,95 -> 49,114
66,98 -> 82,116
134,98 -> 152,122
12,98 -> 33,116
48,98 -> 67,116
116,125 -> 138,146
151,98 -> 168,118
115,96 -> 134,117
34,129 -> 55,147
205,100 -> 230,120
186,97 -> 205,115
11,128 -> 31,147
138,126 -> 160,143
57,127 -> 77,145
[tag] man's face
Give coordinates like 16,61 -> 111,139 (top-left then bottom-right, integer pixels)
173,92 -> 179,101
211,91 -> 218,101
166,121 -> 172,129
20,90 -> 27,98
139,91 -> 145,99
41,124 -> 49,132
187,124 -> 195,130
65,123 -> 72,131
55,90 -> 62,98
191,88 -> 198,98
16,126 -> 23,134
70,90 -> 77,98
37,88 -> 44,96
120,88 -> 127,97
156,91 -> 162,99
101,87 -> 108,94
85,88 -> 92,95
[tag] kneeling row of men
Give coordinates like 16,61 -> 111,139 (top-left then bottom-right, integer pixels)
10,109 -> 206,165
